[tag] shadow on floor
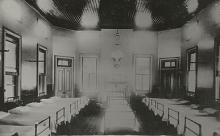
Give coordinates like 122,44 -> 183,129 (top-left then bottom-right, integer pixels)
56,97 -> 178,135
130,95 -> 177,135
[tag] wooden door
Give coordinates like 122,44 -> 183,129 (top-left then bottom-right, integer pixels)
160,57 -> 180,97
55,56 -> 74,97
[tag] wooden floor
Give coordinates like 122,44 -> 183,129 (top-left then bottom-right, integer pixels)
56,96 -> 178,135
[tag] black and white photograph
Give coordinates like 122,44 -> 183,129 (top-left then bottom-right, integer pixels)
0,0 -> 219,135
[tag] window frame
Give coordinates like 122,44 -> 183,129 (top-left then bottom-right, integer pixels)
36,44 -> 47,97
186,46 -> 198,96
2,27 -> 22,103
133,54 -> 153,94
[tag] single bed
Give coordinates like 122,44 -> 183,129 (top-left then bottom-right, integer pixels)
0,114 -> 51,136
8,105 -> 65,133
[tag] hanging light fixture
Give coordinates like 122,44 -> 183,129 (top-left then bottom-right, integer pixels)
114,29 -> 120,46
111,29 -> 124,68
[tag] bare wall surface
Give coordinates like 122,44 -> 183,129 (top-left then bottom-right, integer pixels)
0,0 -> 53,96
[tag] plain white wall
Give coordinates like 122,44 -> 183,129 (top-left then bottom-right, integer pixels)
158,28 -> 182,58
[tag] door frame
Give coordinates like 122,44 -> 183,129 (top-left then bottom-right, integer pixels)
1,27 -> 22,104
54,55 -> 75,97
159,57 -> 180,96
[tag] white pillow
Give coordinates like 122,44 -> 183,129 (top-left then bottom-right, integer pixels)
40,99 -> 55,104
27,102 -> 42,107
0,111 -> 10,119
190,104 -> 199,109
203,108 -> 218,114
50,96 -> 61,100
8,106 -> 31,114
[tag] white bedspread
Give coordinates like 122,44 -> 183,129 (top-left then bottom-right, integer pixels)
0,125 -> 51,136
0,112 -> 48,126
143,97 -> 220,136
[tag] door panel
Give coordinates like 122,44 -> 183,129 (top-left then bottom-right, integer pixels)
57,68 -> 65,96
65,68 -> 72,96
82,57 -> 97,90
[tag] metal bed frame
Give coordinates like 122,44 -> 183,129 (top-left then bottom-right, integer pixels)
38,92 -> 46,97
70,101 -> 77,116
168,107 -> 180,127
6,96 -> 20,103
56,107 -> 65,126
34,116 -> 51,136
184,116 -> 201,136
157,102 -> 164,116
150,99 -> 157,109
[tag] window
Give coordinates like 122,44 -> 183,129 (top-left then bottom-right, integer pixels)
57,58 -> 72,67
37,44 -> 47,97
134,55 -> 152,93
81,56 -> 97,90
215,38 -> 220,100
187,47 -> 198,95
2,27 -> 21,102
160,58 -> 179,69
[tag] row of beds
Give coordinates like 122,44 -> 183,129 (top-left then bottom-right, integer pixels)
0,96 -> 89,136
143,97 -> 220,136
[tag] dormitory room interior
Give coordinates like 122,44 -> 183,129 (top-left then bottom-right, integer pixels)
3,0 -> 220,136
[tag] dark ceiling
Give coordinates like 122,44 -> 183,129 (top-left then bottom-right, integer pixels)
25,0 -> 216,30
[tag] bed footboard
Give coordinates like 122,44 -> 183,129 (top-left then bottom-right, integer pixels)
35,116 -> 51,136
70,102 -> 77,116
56,107 -> 65,126
157,102 -> 164,116
184,116 -> 201,136
168,108 -> 179,127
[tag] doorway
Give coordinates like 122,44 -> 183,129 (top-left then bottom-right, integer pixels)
159,57 -> 180,98
55,55 -> 74,97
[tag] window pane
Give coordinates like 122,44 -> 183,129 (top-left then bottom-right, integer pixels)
4,75 -> 15,100
171,61 -> 176,67
188,71 -> 196,92
136,57 -> 150,74
143,75 -> 150,91
38,51 -> 45,74
38,74 -> 46,94
189,63 -> 196,70
164,62 -> 171,67
135,75 -> 142,90
190,53 -> 196,62
5,41 -> 17,72
218,58 -> 220,75
90,73 -> 97,89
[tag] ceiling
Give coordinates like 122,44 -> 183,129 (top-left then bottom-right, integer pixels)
25,0 -> 216,30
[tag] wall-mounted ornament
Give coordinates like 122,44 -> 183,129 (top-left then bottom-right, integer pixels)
111,50 -> 124,68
